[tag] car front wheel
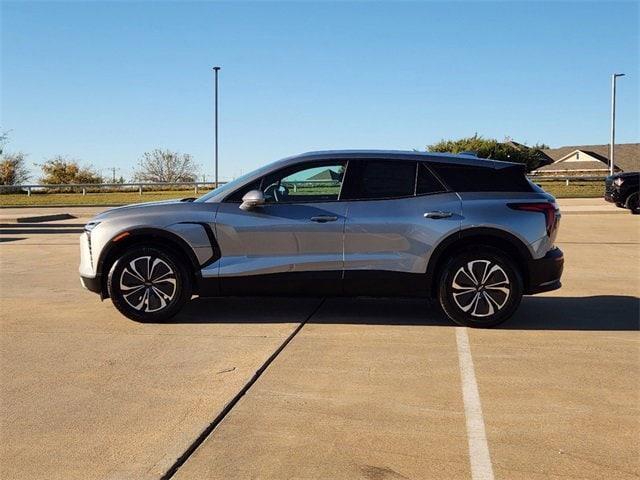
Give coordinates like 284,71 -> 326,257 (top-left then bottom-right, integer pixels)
107,246 -> 192,322
438,248 -> 523,328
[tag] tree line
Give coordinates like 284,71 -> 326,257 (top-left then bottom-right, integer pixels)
427,134 -> 549,171
1,131 -> 550,188
0,132 -> 199,187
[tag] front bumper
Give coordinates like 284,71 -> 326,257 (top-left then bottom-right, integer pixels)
604,182 -> 623,204
79,231 -> 102,295
80,274 -> 102,294
525,247 -> 564,294
604,190 -> 623,203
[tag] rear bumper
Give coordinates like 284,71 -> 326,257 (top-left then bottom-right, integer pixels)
525,247 -> 564,294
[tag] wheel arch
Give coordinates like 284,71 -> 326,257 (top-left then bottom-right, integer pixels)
425,227 -> 534,297
97,228 -> 202,298
624,190 -> 639,209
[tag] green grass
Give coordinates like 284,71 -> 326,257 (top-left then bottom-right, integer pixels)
0,190 -> 211,207
0,181 -> 604,207
534,181 -> 604,199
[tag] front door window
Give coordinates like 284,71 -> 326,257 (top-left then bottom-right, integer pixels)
262,163 -> 346,203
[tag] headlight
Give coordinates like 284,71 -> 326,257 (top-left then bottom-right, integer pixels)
613,178 -> 624,187
84,221 -> 101,233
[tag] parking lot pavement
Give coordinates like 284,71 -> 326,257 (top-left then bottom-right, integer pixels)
470,213 -> 639,480
173,214 -> 639,480
174,299 -> 471,480
0,205 -> 638,480
0,235 -> 321,479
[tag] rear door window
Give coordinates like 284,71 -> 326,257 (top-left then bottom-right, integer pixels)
341,160 -> 416,200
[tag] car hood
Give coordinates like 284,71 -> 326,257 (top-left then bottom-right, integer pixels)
90,198 -> 206,222
614,171 -> 639,179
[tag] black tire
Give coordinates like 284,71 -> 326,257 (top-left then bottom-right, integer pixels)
627,193 -> 639,215
437,247 -> 523,328
107,246 -> 192,322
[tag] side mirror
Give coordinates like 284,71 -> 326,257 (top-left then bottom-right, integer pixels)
240,190 -> 265,211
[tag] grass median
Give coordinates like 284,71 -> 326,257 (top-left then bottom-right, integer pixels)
0,190 -> 209,207
534,181 -> 603,199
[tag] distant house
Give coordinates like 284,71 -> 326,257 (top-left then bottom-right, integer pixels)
532,143 -> 639,176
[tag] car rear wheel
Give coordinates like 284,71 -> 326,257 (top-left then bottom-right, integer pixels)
438,247 -> 523,328
107,246 -> 192,322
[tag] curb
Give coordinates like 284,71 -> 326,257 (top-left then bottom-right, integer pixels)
1,213 -> 77,224
560,209 -> 628,215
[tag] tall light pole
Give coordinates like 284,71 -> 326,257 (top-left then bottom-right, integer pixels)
213,66 -> 221,187
609,73 -> 625,176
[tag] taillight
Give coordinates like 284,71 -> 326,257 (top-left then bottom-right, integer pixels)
508,202 -> 559,236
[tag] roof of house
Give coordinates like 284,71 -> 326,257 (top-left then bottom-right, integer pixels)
306,169 -> 342,181
503,140 -> 529,150
538,143 -> 639,172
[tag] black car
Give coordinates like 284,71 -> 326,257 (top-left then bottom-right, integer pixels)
605,172 -> 639,214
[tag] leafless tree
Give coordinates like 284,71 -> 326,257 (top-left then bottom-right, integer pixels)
133,149 -> 198,183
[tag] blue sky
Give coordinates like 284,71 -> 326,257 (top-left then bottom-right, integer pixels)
1,1 -> 638,182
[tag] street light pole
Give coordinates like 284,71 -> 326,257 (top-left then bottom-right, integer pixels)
213,66 -> 221,187
609,73 -> 625,176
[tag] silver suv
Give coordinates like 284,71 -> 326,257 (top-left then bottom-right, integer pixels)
79,150 -> 563,327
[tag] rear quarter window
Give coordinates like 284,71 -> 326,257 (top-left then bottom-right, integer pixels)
416,162 -> 447,195
430,163 -> 533,192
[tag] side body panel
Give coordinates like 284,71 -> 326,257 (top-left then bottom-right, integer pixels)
165,223 -> 217,265
207,201 -> 347,294
457,192 -> 556,259
342,192 -> 462,295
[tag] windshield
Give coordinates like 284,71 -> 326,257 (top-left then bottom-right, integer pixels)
194,162 -> 276,203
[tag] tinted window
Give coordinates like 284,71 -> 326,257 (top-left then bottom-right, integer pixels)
430,163 -> 533,192
261,162 -> 346,203
341,160 -> 416,200
416,163 -> 447,195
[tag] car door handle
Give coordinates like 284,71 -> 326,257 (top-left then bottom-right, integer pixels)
424,211 -> 452,219
310,215 -> 338,223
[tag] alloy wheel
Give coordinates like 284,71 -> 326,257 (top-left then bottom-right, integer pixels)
451,260 -> 511,317
119,256 -> 177,312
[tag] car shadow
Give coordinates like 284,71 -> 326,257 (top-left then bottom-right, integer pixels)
175,295 -> 639,331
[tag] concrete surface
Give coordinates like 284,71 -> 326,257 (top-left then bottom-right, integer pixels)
0,204 -> 638,480
172,214 -> 639,480
557,197 -> 627,214
0,206 -> 106,223
0,232 -> 321,479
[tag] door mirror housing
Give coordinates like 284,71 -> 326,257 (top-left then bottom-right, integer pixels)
240,190 -> 265,210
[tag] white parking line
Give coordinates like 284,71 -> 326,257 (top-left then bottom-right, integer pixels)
456,327 -> 495,480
